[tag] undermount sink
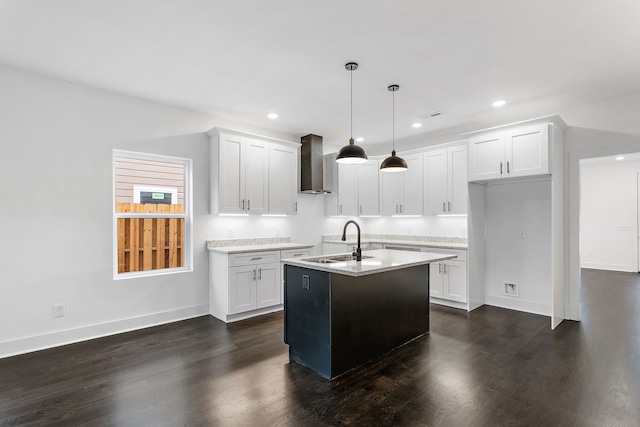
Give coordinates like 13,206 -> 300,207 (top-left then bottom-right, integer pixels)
304,255 -> 373,263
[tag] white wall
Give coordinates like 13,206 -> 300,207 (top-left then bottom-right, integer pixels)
484,180 -> 552,316
0,65 -> 310,358
580,160 -> 640,272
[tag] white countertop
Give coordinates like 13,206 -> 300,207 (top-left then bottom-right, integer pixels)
282,249 -> 456,277
207,242 -> 314,254
335,238 -> 467,250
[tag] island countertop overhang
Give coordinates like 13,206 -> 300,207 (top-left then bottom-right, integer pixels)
281,249 -> 456,277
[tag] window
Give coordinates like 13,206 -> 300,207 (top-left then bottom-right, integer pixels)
113,150 -> 192,278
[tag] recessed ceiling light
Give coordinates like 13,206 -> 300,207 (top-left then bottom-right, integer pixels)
616,156 -> 625,160
267,112 -> 278,119
412,122 -> 422,128
356,137 -> 364,143
492,100 -> 506,107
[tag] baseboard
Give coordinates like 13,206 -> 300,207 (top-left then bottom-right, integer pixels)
580,262 -> 635,272
485,294 -> 551,317
220,305 -> 284,323
430,298 -> 468,311
0,304 -> 209,359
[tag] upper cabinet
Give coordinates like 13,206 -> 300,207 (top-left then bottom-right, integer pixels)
380,153 -> 423,216
468,123 -> 550,182
325,160 -> 358,216
268,144 -> 298,215
424,144 -> 468,215
358,160 -> 380,216
209,128 -> 299,215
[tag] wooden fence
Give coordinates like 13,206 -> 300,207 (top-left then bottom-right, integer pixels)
116,203 -> 184,273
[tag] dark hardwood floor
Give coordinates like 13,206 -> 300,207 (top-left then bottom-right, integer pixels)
2,269 -> 639,426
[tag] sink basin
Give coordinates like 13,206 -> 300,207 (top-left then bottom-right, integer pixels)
304,257 -> 340,264
303,255 -> 373,263
326,255 -> 373,262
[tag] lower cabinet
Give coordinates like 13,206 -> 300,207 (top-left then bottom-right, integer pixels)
429,260 -> 467,303
423,248 -> 468,305
229,261 -> 280,314
210,248 -> 311,322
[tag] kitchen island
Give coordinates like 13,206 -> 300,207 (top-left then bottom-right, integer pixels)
282,249 -> 456,380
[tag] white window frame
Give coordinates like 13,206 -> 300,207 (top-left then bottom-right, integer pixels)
113,150 -> 193,280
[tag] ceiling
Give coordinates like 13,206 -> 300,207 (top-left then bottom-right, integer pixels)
1,0 -> 640,153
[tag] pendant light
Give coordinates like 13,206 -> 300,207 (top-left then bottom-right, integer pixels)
380,84 -> 408,172
336,62 -> 368,164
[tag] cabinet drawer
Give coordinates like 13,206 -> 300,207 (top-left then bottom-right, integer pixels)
423,248 -> 467,261
281,248 -> 312,259
229,251 -> 279,267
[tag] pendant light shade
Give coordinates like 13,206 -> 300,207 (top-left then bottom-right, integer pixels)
336,62 -> 368,164
380,84 -> 407,172
380,149 -> 408,171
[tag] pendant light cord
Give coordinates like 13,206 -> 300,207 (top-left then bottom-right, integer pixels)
350,68 -> 353,140
392,88 -> 395,151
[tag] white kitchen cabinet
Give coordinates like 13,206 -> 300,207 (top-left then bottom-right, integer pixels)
380,153 -> 423,215
227,251 -> 280,314
208,127 -> 299,215
422,248 -> 468,304
468,123 -> 549,182
325,159 -> 358,216
268,143 -> 298,215
429,260 -> 467,303
424,145 -> 467,215
357,160 -> 379,216
214,133 -> 268,214
210,249 -> 283,322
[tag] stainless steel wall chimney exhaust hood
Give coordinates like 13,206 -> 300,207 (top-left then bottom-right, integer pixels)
300,134 -> 331,194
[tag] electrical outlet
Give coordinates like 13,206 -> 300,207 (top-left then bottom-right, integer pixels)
302,275 -> 310,290
504,283 -> 519,297
53,303 -> 66,318
518,229 -> 525,238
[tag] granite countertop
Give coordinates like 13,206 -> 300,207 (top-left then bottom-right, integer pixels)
206,237 -> 314,254
281,249 -> 456,277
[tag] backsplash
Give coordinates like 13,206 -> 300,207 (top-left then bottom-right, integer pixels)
323,234 -> 467,244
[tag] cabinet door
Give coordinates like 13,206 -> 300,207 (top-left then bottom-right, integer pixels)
401,154 -> 424,215
429,263 -> 444,298
444,261 -> 467,303
357,161 -> 379,216
468,133 -> 505,181
256,262 -> 281,309
505,124 -> 549,178
448,145 -> 468,214
245,139 -> 269,214
229,265 -> 257,314
337,163 -> 358,216
269,143 -> 298,215
380,171 -> 401,216
218,135 -> 245,214
424,149 -> 448,215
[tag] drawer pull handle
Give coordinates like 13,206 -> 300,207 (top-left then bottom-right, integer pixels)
251,257 -> 262,261
292,253 -> 304,257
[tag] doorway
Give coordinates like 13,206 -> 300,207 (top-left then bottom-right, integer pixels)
579,154 -> 640,274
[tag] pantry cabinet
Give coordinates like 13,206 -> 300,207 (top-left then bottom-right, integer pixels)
468,123 -> 550,182
424,144 -> 467,215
